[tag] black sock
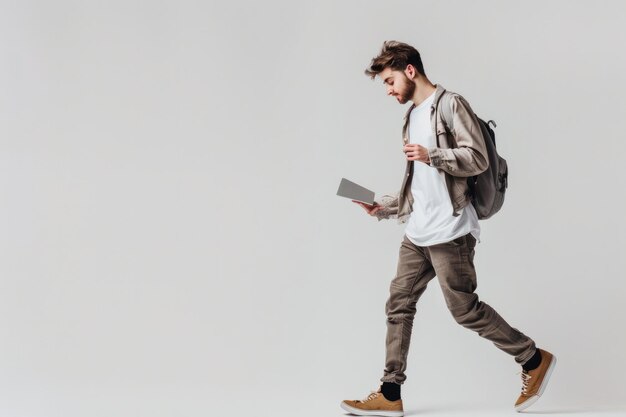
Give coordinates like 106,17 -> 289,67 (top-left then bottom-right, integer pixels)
380,382 -> 401,401
522,349 -> 542,372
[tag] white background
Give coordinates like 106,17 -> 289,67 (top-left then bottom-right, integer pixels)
2,1 -> 626,416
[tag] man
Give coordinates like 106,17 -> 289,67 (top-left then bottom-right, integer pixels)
340,41 -> 556,416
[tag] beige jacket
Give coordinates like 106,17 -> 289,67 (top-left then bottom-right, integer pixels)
374,84 -> 489,224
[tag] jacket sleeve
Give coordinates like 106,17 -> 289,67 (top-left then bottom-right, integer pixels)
427,95 -> 489,177
373,191 -> 400,221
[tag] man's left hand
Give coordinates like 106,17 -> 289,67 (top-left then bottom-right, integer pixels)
403,144 -> 430,164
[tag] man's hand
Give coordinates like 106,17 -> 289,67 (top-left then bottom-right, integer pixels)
352,200 -> 383,216
403,143 -> 430,164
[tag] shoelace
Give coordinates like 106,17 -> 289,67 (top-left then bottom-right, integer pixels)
360,390 -> 381,403
518,370 -> 532,394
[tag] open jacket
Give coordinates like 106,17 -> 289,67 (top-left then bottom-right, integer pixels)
374,84 -> 489,224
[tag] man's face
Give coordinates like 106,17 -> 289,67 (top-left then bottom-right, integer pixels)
380,67 -> 415,104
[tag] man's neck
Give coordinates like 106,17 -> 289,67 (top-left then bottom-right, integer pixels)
411,80 -> 437,107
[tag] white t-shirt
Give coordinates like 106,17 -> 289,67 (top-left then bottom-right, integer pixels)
404,91 -> 481,247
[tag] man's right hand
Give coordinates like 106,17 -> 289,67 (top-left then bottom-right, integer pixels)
352,200 -> 383,216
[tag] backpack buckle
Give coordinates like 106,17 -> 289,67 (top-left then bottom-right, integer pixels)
498,172 -> 508,191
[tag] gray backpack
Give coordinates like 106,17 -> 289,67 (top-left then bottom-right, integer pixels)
438,94 -> 508,220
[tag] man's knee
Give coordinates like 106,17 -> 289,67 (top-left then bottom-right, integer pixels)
449,298 -> 486,327
385,293 -> 416,318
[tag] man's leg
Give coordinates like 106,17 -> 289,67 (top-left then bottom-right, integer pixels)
340,235 -> 433,416
426,232 -> 557,411
381,234 -> 437,386
427,233 -> 536,365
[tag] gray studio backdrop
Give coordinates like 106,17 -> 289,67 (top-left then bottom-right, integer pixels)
2,1 -> 625,416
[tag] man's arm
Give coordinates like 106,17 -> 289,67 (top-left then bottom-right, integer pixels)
427,94 -> 489,177
373,191 -> 400,221
353,191 -> 400,221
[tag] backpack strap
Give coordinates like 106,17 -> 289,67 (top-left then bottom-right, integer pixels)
435,92 -> 454,135
434,91 -> 479,200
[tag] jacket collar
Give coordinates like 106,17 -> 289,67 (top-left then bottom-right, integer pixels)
403,83 -> 447,120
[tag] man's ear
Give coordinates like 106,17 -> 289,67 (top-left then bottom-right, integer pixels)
404,64 -> 415,80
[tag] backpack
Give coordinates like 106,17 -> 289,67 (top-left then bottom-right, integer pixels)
437,94 -> 508,220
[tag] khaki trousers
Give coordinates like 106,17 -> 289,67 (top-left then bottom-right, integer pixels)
381,233 -> 536,385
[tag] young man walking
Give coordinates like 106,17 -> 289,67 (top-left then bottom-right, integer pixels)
340,41 -> 556,416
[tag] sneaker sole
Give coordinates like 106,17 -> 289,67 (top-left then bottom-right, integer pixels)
515,354 -> 557,412
340,401 -> 404,417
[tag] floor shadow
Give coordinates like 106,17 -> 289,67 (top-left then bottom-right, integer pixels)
523,407 -> 626,415
402,405 -> 626,416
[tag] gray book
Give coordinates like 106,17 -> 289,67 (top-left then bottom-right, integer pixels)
336,177 -> 375,205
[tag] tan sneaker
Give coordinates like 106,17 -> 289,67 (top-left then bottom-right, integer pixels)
340,387 -> 404,417
515,348 -> 557,412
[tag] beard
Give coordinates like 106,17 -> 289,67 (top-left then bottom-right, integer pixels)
397,77 -> 416,104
